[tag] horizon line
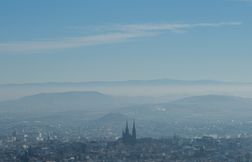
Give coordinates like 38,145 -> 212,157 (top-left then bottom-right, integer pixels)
0,78 -> 248,86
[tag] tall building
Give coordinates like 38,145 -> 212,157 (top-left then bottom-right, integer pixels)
122,120 -> 136,144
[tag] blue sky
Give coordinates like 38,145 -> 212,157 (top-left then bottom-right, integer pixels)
0,0 -> 252,84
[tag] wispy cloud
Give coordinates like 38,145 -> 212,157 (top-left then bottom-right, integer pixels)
0,22 -> 241,54
0,31 -> 156,53
115,22 -> 242,32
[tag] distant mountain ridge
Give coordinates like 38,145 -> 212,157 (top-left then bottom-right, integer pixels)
90,94 -> 252,137
117,94 -> 252,122
2,91 -> 252,122
2,92 -> 252,137
0,78 -> 242,87
171,94 -> 252,105
0,91 -> 122,114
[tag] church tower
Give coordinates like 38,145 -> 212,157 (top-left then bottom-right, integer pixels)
121,120 -> 136,144
132,120 -> 136,141
125,120 -> 129,135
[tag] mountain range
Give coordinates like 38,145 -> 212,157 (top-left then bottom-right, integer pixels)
2,91 -> 252,137
0,78 -> 243,87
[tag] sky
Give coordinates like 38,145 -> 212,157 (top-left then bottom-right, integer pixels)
0,0 -> 252,84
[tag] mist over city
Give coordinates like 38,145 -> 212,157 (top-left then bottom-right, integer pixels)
1,0 -> 252,161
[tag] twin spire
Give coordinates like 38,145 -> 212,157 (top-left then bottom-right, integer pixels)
122,120 -> 136,144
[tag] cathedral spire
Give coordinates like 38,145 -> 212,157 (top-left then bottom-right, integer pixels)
125,120 -> 129,134
132,119 -> 136,140
121,120 -> 136,144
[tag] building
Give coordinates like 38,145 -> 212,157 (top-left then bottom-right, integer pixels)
121,120 -> 136,144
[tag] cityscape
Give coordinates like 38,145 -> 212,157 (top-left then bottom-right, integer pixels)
1,120 -> 252,161
1,0 -> 252,161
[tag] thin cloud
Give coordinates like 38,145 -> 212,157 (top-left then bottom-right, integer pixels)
0,32 -> 156,53
0,22 -> 242,54
116,22 -> 242,32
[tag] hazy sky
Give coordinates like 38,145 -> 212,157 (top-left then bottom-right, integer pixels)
0,0 -> 251,84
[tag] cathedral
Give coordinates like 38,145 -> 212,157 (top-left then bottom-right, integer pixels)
121,120 -> 136,144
